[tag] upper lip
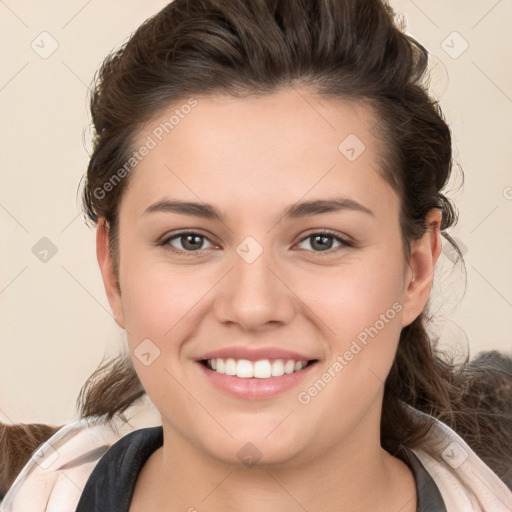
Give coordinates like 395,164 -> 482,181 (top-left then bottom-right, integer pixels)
197,346 -> 317,362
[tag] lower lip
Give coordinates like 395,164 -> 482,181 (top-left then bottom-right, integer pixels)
196,361 -> 318,400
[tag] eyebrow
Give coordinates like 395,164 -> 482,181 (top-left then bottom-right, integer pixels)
143,197 -> 374,221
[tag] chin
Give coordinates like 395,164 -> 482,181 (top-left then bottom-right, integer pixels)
202,432 -> 308,469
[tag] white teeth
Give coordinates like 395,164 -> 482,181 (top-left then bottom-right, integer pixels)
271,359 -> 284,377
236,359 -> 254,378
224,358 -> 236,376
284,360 -> 295,374
254,360 -> 272,378
206,358 -> 309,378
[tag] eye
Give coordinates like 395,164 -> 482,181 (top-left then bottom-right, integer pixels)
295,230 -> 352,253
159,229 -> 352,255
161,231 -> 216,253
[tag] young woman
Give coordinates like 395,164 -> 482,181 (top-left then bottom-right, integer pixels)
1,1 -> 511,511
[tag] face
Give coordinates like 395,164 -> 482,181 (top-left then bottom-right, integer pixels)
97,88 -> 440,468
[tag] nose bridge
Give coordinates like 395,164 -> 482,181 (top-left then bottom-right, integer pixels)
215,235 -> 295,330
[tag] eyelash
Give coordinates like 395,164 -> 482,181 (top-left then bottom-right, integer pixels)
158,229 -> 353,256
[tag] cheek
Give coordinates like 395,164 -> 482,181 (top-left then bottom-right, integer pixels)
296,251 -> 406,413
122,270 -> 188,332
293,261 -> 405,437
119,254 -> 218,358
302,255 -> 406,344
117,260 -> 209,416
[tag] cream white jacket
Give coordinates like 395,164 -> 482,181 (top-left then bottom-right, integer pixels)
2,403 -> 511,512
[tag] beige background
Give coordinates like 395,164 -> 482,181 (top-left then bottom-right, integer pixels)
0,0 -> 511,426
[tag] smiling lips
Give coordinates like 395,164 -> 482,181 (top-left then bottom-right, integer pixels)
197,346 -> 318,399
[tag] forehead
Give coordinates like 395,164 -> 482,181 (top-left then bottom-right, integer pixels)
120,89 -> 397,220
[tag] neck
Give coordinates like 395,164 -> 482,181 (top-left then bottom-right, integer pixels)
131,414 -> 417,512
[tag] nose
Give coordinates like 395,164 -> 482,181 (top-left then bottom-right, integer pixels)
213,242 -> 297,332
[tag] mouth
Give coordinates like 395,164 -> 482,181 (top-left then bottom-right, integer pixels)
199,358 -> 318,379
196,357 -> 320,400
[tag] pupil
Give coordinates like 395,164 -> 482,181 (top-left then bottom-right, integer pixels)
312,235 -> 332,251
183,234 -> 202,250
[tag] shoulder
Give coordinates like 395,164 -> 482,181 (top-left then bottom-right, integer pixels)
74,425 -> 163,512
0,417 -> 144,512
406,404 -> 512,512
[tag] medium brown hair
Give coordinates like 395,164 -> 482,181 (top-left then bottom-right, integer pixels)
0,423 -> 61,498
2,0 -> 511,496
